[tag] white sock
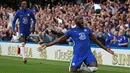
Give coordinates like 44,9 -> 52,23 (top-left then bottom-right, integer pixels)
19,42 -> 27,61
20,46 -> 26,59
79,66 -> 97,73
79,66 -> 91,72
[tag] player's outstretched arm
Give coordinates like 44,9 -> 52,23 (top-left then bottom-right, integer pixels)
38,35 -> 69,52
90,34 -> 115,55
46,35 -> 69,47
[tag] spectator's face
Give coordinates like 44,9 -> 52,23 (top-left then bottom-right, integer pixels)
112,20 -> 116,24
122,11 -> 126,15
127,18 -> 130,23
61,25 -> 65,29
114,31 -> 118,36
128,7 -> 130,12
128,29 -> 130,34
21,1 -> 27,10
105,22 -> 108,26
119,30 -> 124,36
72,21 -> 75,25
124,5 -> 127,8
119,20 -> 123,25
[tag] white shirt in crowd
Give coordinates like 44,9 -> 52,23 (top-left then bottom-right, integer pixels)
94,4 -> 101,10
7,12 -> 14,28
8,12 -> 14,24
57,18 -> 63,24
11,32 -> 19,42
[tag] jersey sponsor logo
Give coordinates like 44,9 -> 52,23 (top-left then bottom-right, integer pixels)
22,17 -> 28,24
79,32 -> 86,40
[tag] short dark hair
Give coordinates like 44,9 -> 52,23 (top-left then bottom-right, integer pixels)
74,15 -> 83,24
21,0 -> 27,3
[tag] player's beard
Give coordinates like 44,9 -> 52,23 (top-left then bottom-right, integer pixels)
22,6 -> 27,10
77,24 -> 84,28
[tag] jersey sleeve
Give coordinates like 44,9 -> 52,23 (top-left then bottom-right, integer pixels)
12,10 -> 19,31
30,10 -> 36,27
65,30 -> 71,37
87,27 -> 94,36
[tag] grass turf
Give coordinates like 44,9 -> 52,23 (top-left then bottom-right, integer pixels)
0,55 -> 129,73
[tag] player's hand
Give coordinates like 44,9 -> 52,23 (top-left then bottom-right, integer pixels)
37,44 -> 47,52
106,49 -> 117,56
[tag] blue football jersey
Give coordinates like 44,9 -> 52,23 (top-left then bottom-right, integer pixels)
12,9 -> 36,35
117,36 -> 128,46
65,27 -> 93,57
105,32 -> 114,48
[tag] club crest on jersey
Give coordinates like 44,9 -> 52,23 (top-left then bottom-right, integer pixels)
84,29 -> 87,32
27,14 -> 30,16
22,17 -> 28,24
79,32 -> 86,40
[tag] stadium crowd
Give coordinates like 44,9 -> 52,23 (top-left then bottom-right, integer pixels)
0,0 -> 130,48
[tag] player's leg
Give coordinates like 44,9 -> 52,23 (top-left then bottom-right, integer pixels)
19,35 -> 27,64
79,53 -> 98,73
69,56 -> 83,73
20,43 -> 26,63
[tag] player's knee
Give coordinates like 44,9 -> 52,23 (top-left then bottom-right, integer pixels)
69,69 -> 75,72
88,67 -> 98,72
69,68 -> 77,72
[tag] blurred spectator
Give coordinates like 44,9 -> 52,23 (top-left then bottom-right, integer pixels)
117,30 -> 128,47
110,31 -> 118,47
96,30 -> 105,46
104,26 -> 114,48
11,32 -> 19,42
0,0 -> 130,48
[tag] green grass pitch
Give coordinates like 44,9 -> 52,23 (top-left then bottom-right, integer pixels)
0,55 -> 129,73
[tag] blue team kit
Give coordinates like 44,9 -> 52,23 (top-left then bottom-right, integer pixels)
12,9 -> 36,36
65,27 -> 97,68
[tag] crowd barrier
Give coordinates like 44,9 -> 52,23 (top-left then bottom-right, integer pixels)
0,42 -> 130,67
